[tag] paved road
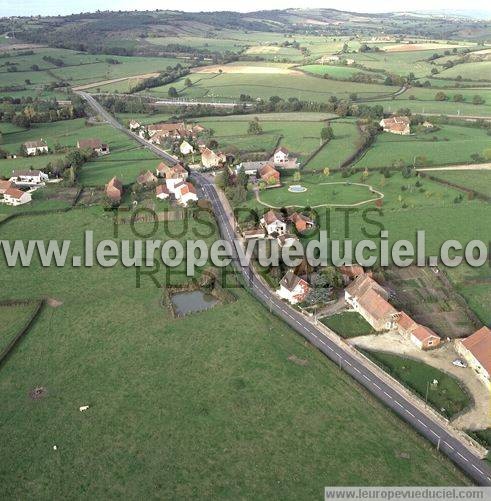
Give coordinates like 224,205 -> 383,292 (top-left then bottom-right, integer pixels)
78,91 -> 491,486
194,173 -> 491,486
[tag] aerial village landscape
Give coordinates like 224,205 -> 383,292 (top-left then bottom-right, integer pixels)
1,5 -> 491,498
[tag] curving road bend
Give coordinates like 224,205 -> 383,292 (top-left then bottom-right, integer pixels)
77,91 -> 491,486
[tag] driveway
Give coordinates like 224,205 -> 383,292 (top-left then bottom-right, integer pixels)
348,332 -> 491,431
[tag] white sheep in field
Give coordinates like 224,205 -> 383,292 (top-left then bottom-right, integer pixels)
79,405 -> 90,412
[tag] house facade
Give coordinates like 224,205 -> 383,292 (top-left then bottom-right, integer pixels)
24,140 -> 48,156
10,170 -> 49,186
201,147 -> 226,169
277,270 -> 311,305
260,210 -> 287,236
3,187 -> 32,206
345,274 -> 398,331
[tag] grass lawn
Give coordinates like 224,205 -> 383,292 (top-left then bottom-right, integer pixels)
0,303 -> 39,354
363,352 -> 471,419
0,207 -> 470,497
321,312 -> 376,338
354,125 -> 491,169
256,174 -> 381,208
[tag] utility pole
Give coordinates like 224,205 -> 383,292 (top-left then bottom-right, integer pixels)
425,380 -> 430,407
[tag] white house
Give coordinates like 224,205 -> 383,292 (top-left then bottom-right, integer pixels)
10,170 -> 49,186
180,140 -> 194,155
24,140 -> 48,156
174,181 -> 198,207
277,270 -> 311,305
129,120 -> 141,131
260,210 -> 287,236
273,147 -> 289,165
3,187 -> 32,206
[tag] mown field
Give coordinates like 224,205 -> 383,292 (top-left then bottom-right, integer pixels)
354,125 -> 491,169
0,208 -> 469,498
143,66 -> 399,103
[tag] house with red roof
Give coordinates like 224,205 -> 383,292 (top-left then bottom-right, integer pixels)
174,181 -> 198,207
105,177 -> 123,203
3,187 -> 32,206
455,327 -> 491,387
395,311 -> 441,350
156,184 -> 170,200
379,116 -> 411,135
345,274 -> 398,331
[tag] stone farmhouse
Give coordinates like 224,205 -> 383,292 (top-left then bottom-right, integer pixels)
379,116 -> 411,135
3,187 -> 32,206
77,138 -> 110,155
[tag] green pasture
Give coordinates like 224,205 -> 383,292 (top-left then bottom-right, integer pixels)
298,64 -> 384,81
355,124 -> 491,169
0,208 -> 469,497
144,71 -> 399,103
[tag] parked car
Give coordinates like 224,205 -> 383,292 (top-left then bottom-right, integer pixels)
452,358 -> 467,368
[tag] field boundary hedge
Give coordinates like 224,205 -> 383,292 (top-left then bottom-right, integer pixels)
0,299 -> 45,368
418,171 -> 491,203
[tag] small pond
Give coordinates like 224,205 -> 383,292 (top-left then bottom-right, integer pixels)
171,290 -> 219,316
288,185 -> 307,193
